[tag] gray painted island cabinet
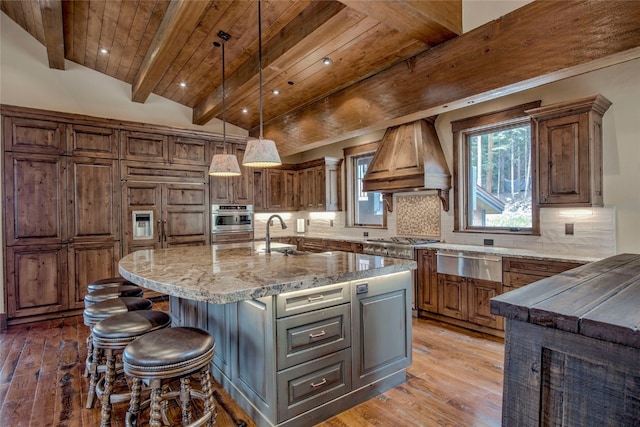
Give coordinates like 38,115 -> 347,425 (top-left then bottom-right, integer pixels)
170,270 -> 412,427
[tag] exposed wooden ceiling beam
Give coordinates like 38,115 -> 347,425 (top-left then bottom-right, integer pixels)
192,1 -> 347,126
340,0 -> 462,45
260,0 -> 640,156
131,0 -> 210,104
39,0 -> 65,70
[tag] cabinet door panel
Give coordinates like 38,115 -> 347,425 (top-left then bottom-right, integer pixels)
163,184 -> 208,245
538,113 -> 590,204
67,124 -> 118,158
468,278 -> 502,329
267,169 -> 284,210
351,272 -> 411,389
437,274 -> 466,320
4,153 -> 66,245
232,144 -> 253,204
169,136 -> 207,165
68,241 -> 121,309
417,249 -> 437,312
122,182 -> 162,254
122,130 -> 168,162
6,245 -> 68,317
68,157 -> 120,242
3,116 -> 65,154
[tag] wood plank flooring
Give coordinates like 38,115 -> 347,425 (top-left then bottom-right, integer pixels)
0,309 -> 504,427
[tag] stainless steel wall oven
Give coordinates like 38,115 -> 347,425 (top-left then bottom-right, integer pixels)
211,204 -> 253,235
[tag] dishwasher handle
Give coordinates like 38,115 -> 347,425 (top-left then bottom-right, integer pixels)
436,252 -> 502,263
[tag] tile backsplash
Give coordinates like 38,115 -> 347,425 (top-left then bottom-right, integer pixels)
253,195 -> 616,258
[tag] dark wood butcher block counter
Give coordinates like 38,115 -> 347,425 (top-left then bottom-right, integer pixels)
490,253 -> 640,426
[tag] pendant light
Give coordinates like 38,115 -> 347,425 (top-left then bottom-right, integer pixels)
209,31 -> 241,177
242,0 -> 282,168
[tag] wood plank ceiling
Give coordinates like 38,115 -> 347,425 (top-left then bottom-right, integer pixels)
0,0 -> 460,149
2,1 -> 640,156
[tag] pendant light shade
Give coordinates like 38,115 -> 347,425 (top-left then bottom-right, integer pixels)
209,32 -> 241,177
242,0 -> 282,168
243,137 -> 281,167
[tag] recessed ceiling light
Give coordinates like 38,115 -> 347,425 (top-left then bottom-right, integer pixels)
100,48 -> 109,54
272,89 -> 280,95
322,57 -> 333,65
179,82 -> 187,88
242,108 -> 249,113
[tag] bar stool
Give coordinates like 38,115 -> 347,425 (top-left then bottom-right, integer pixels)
92,310 -> 172,427
84,285 -> 144,307
83,286 -> 147,379
84,297 -> 153,408
87,277 -> 135,292
123,327 -> 216,427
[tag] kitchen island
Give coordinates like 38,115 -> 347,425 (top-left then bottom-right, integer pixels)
490,253 -> 640,426
119,242 -> 417,427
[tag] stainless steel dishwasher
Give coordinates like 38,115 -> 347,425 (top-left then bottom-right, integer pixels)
436,250 -> 502,282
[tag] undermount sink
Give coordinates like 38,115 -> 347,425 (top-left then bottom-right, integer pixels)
270,247 -> 309,256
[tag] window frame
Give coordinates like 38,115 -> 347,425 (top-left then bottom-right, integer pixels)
343,142 -> 387,229
451,101 -> 541,235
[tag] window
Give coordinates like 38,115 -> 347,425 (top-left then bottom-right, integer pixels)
344,143 -> 386,228
452,101 -> 541,234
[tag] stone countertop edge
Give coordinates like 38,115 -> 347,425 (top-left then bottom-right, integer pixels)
283,235 -> 601,263
118,246 -> 416,305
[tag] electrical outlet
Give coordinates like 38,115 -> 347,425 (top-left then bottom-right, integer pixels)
330,220 -> 334,227
363,232 -> 369,237
565,223 -> 574,235
484,239 -> 494,246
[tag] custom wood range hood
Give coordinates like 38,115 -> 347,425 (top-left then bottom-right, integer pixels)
362,118 -> 451,211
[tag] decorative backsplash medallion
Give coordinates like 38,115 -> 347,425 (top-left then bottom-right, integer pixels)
396,195 -> 440,236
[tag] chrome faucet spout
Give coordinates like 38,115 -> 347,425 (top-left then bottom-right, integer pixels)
265,214 -> 287,253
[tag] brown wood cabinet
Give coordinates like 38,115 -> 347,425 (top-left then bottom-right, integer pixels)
252,166 -> 298,212
502,256 -> 584,293
437,273 -> 502,330
527,94 -> 611,207
3,114 -> 121,322
297,158 -> 342,212
416,249 -> 437,312
122,182 -> 209,254
209,141 -> 253,205
254,158 -> 342,213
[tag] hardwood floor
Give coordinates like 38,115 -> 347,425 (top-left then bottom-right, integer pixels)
0,310 -> 504,427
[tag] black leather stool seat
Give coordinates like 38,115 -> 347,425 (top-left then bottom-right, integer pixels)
84,297 -> 152,328
123,327 -> 217,427
87,277 -> 135,292
84,285 -> 144,306
93,310 -> 172,347
124,327 -> 215,379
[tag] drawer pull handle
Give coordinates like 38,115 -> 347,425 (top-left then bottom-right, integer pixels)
310,378 -> 327,388
309,330 -> 326,339
308,295 -> 324,302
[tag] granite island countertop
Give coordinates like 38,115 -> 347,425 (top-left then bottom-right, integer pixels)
118,242 -> 417,304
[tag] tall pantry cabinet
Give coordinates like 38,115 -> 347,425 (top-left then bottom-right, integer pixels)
2,110 -> 120,320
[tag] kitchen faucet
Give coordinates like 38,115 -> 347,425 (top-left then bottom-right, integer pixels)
265,214 -> 287,253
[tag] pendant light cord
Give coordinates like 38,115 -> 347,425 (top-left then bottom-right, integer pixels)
222,40 -> 227,153
258,0 -> 264,140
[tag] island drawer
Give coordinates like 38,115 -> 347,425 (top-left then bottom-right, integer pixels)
276,282 -> 351,318
276,348 -> 352,422
276,303 -> 351,369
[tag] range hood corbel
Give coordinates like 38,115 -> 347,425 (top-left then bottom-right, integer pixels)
362,118 -> 451,211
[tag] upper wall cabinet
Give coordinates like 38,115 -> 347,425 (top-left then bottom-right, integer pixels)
209,141 -> 253,205
527,94 -> 612,207
122,130 -> 209,166
297,157 -> 342,212
67,124 -> 119,158
3,116 -> 65,154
